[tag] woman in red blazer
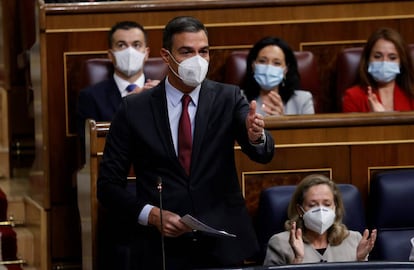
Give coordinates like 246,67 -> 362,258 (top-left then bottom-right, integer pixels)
342,27 -> 414,112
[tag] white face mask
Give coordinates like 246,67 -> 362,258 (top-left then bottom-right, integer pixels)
112,47 -> 146,77
168,52 -> 209,87
302,206 -> 336,235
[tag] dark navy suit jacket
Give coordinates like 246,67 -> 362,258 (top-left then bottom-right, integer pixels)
77,77 -> 122,141
97,79 -> 275,269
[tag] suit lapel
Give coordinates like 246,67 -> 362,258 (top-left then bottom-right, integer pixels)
108,78 -> 122,110
191,80 -> 216,169
150,82 -> 180,165
150,80 -> 216,177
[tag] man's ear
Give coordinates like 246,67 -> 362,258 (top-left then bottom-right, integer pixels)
144,47 -> 150,61
160,48 -> 170,64
108,49 -> 115,64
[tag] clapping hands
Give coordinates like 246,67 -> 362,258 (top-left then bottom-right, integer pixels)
367,86 -> 386,112
356,229 -> 377,261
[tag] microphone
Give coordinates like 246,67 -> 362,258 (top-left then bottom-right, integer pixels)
157,177 -> 166,270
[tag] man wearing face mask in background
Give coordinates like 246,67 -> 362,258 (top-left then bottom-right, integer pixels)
77,21 -> 160,158
76,21 -> 160,270
97,16 -> 275,270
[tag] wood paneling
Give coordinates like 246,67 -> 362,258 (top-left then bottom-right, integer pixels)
25,196 -> 50,270
0,87 -> 9,178
1,0 -> 36,178
34,0 -> 414,267
80,112 -> 414,269
235,112 -> 414,221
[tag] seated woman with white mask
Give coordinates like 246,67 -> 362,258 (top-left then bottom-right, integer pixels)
242,36 -> 314,116
263,174 -> 377,266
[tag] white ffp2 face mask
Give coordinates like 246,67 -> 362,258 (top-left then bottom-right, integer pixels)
302,206 -> 336,235
112,47 -> 146,77
168,52 -> 209,87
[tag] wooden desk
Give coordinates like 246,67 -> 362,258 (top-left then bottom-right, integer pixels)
78,111 -> 414,269
237,112 -> 414,217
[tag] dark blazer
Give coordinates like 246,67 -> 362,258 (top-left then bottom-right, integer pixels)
77,77 -> 122,137
97,79 -> 275,269
76,77 -> 122,164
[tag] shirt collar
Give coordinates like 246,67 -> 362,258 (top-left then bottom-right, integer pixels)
113,73 -> 145,97
165,76 -> 200,108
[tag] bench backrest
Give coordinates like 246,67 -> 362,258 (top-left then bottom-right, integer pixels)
77,120 -> 110,270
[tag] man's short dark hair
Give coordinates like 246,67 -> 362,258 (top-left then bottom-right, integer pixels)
108,21 -> 147,48
162,16 -> 208,51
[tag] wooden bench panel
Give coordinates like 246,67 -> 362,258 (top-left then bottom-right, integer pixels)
77,120 -> 109,270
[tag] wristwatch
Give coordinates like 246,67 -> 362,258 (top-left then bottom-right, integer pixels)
251,131 -> 265,144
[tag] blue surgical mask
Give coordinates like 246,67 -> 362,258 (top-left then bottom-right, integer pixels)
368,61 -> 400,83
253,64 -> 284,91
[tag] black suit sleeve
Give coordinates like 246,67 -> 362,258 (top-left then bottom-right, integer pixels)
96,101 -> 141,221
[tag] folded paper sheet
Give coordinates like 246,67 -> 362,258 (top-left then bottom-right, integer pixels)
180,214 -> 236,238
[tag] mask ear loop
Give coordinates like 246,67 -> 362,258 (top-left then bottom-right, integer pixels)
297,204 -> 305,218
166,50 -> 180,66
165,50 -> 185,82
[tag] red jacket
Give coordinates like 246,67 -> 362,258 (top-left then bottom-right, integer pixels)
342,84 -> 414,112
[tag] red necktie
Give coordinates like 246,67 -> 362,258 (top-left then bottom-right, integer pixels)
178,95 -> 192,175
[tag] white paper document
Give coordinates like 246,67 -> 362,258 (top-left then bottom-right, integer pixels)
180,214 -> 237,238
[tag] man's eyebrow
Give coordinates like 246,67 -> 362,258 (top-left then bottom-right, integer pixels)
177,45 -> 209,51
177,46 -> 195,51
131,41 -> 145,46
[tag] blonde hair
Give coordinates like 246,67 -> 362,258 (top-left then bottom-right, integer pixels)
285,174 -> 350,246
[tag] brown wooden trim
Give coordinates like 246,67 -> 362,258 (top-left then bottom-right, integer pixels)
41,0 -> 399,14
265,111 -> 414,129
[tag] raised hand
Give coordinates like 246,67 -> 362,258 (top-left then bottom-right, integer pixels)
246,100 -> 265,143
357,229 -> 377,261
289,221 -> 304,264
367,86 -> 385,112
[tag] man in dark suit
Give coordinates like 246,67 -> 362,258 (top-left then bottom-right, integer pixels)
97,16 -> 275,270
76,21 -> 160,270
76,21 -> 159,152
